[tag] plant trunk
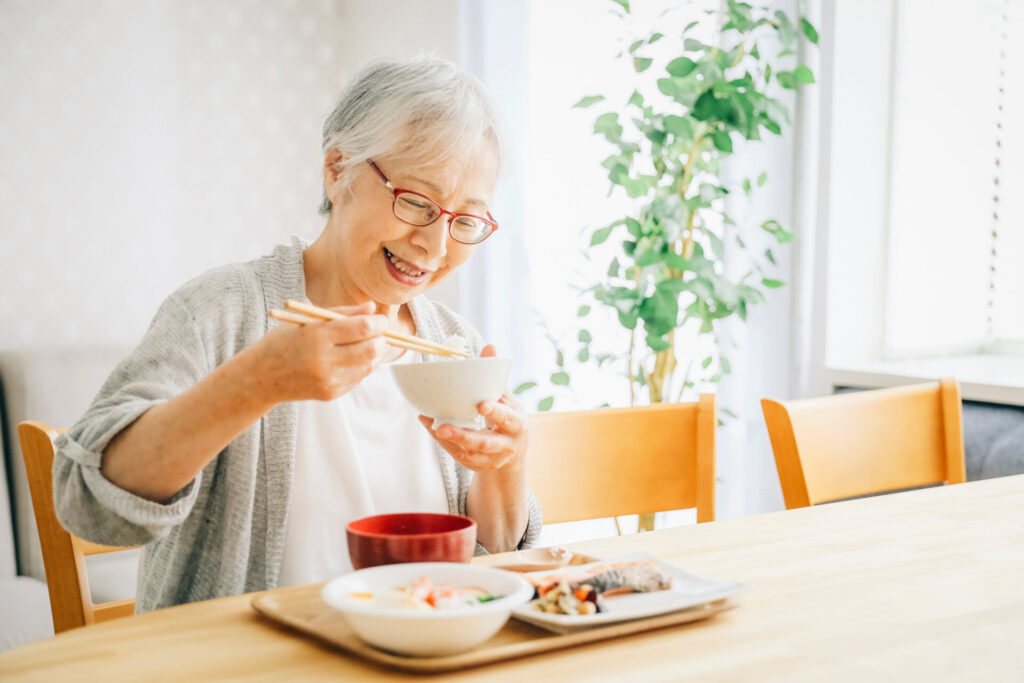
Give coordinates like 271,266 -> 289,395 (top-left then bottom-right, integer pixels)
637,332 -> 677,532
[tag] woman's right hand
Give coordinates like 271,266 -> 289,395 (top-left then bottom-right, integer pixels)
253,301 -> 390,403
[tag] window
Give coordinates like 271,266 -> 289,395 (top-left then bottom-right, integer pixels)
885,0 -> 1024,356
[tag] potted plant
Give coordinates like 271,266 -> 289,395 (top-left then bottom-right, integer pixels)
516,0 -> 818,529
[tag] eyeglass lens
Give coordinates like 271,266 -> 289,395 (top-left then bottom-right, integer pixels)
393,195 -> 492,244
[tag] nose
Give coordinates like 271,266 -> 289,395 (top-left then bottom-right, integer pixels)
409,215 -> 449,261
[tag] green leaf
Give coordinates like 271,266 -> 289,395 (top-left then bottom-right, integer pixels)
693,88 -> 733,123
607,257 -> 620,277
684,20 -> 699,33
628,39 -> 644,54
610,0 -> 630,13
578,329 -> 592,343
720,356 -> 732,374
608,163 -> 630,185
757,172 -> 767,187
617,310 -> 639,329
633,56 -> 653,73
577,348 -> 590,362
762,278 -> 785,288
551,371 -> 570,386
665,253 -> 690,270
623,177 -> 650,198
800,18 -> 819,44
577,304 -> 591,316
739,284 -> 766,304
648,32 -> 664,44
684,38 -> 704,51
573,95 -> 605,108
761,219 -> 795,243
742,178 -> 752,194
701,356 -> 713,369
625,217 -> 642,237
646,334 -> 671,352
594,112 -> 623,142
664,114 -> 692,138
761,116 -> 782,135
666,56 -> 697,77
627,90 -> 644,108
708,231 -> 725,259
711,130 -> 733,152
699,182 -> 727,202
591,225 -> 614,246
639,287 -> 678,336
794,65 -> 815,84
776,71 -> 797,89
537,396 -> 554,412
513,381 -> 537,394
556,350 -> 565,367
764,248 -> 776,265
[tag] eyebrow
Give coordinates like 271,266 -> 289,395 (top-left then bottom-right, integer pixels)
409,176 -> 487,210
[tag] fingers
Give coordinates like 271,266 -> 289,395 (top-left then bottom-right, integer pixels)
479,399 -> 526,436
330,336 -> 388,366
437,424 -> 509,454
418,416 -> 517,470
316,313 -> 391,346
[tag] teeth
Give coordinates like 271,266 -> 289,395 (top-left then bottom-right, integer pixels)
385,249 -> 424,277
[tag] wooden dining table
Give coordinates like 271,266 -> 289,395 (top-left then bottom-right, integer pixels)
3,474 -> 1023,681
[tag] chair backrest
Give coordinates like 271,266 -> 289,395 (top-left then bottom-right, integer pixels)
527,396 -> 716,524
761,379 -> 966,509
17,421 -> 136,633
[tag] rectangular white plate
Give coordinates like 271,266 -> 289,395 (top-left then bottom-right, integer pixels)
510,552 -> 749,634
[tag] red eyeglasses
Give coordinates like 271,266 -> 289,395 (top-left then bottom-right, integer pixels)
367,160 -> 499,245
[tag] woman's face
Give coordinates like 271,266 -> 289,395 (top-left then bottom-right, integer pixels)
324,145 -> 499,306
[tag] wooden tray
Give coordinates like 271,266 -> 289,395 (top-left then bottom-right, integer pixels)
251,584 -> 736,674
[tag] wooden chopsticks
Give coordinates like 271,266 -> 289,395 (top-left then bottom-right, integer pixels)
267,300 -> 470,359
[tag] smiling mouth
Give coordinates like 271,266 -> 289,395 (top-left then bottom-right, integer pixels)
383,247 -> 429,279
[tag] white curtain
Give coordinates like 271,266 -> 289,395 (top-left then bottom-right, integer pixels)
455,0 -> 537,380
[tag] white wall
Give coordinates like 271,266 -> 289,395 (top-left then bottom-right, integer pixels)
822,0 -> 895,368
0,0 -> 460,352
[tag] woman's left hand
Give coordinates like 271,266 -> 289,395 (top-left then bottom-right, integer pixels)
418,345 -> 528,473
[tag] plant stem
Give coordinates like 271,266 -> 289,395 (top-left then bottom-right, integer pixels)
678,128 -> 707,260
628,326 -> 636,407
648,328 -> 677,404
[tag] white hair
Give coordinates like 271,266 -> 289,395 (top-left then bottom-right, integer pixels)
319,55 -> 504,215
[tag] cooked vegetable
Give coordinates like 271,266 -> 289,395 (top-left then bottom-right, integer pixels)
527,559 -> 673,615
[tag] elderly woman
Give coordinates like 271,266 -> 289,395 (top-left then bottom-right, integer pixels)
53,56 -> 541,612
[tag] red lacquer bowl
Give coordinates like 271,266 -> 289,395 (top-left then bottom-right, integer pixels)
346,513 -> 477,570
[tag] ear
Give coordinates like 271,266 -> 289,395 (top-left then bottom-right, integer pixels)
322,148 -> 345,202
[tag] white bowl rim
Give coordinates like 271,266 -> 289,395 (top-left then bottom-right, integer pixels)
389,356 -> 513,367
322,563 -> 534,619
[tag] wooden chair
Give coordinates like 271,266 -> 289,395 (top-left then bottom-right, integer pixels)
761,379 -> 966,510
17,421 -> 136,633
527,396 -> 716,525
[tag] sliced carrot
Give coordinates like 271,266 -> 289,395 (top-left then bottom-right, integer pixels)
574,588 -> 590,601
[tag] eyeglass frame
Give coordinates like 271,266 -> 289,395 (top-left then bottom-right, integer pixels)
366,160 -> 499,245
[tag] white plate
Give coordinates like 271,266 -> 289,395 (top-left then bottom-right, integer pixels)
510,552 -> 749,634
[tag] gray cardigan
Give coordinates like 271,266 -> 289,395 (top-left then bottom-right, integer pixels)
53,236 -> 542,612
